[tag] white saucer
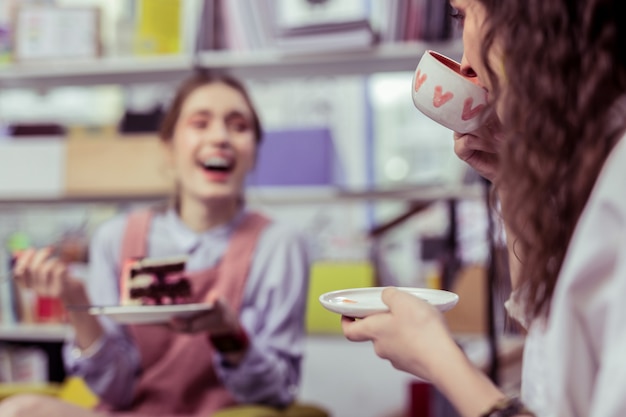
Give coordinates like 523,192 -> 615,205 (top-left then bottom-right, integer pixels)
319,287 -> 459,318
88,303 -> 213,325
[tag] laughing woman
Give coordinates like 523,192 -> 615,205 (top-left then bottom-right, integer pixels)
6,73 -> 324,417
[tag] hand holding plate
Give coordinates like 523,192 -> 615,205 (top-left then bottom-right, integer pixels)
342,287 -> 462,382
169,294 -> 238,335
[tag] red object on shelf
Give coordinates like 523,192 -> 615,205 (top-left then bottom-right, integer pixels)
36,297 -> 66,323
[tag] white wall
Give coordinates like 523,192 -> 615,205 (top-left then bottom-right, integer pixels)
299,336 -> 416,417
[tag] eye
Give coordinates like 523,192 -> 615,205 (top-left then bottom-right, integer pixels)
449,6 -> 466,26
189,118 -> 208,129
227,117 -> 251,133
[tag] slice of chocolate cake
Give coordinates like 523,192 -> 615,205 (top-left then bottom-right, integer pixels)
122,256 -> 192,306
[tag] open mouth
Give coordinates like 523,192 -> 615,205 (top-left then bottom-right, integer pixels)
199,156 -> 235,174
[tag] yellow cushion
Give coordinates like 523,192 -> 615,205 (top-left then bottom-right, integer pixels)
306,262 -> 375,334
58,377 -> 99,409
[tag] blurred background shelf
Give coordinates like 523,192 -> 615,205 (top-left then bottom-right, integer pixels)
0,184 -> 484,206
0,55 -> 193,89
0,134 -> 479,205
0,324 -> 70,343
0,40 -> 462,89
196,40 -> 463,80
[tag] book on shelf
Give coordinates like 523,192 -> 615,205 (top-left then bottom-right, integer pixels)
274,20 -> 379,54
219,0 -> 274,51
275,0 -> 370,28
272,0 -> 377,54
381,0 -> 456,43
196,0 -> 219,51
200,0 -> 376,53
0,249 -> 17,326
0,0 -> 9,64
209,0 -> 452,53
13,5 -> 102,61
246,127 -> 343,187
134,0 -> 182,55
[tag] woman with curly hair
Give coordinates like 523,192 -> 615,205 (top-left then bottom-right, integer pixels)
343,0 -> 626,416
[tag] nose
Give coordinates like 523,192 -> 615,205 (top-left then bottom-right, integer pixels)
460,53 -> 477,77
205,120 -> 230,147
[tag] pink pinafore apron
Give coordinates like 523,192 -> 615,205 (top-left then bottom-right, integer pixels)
111,209 -> 270,416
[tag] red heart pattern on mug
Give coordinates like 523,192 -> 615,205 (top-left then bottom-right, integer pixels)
414,70 -> 427,92
461,98 -> 485,120
433,86 -> 454,108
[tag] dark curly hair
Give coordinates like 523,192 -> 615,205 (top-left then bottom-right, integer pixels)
478,0 -> 626,319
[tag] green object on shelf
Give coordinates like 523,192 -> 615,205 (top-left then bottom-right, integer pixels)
3,232 -> 31,325
306,262 -> 374,334
6,231 -> 31,252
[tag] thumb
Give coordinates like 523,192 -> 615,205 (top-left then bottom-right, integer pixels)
381,287 -> 402,308
205,290 -> 221,305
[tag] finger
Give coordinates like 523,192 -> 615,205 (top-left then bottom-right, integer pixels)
170,308 -> 220,334
13,249 -> 35,274
464,152 -> 499,180
342,314 -> 388,343
341,316 -> 370,342
454,133 -> 498,154
466,133 -> 499,153
212,297 -> 227,313
169,318 -> 193,333
48,263 -> 68,298
381,287 -> 402,307
36,258 -> 58,296
211,298 -> 238,330
341,316 -> 354,328
189,313 -> 218,333
381,287 -> 429,316
12,249 -> 35,285
27,248 -> 54,278
204,290 -> 220,305
453,141 -> 499,179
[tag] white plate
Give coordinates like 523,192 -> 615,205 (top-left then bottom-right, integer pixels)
319,287 -> 459,318
88,303 -> 213,325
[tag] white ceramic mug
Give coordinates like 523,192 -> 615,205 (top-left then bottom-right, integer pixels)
411,50 -> 487,133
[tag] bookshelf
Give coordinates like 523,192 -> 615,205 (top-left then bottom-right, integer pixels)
0,55 -> 192,89
0,122 -> 476,204
0,3 -> 473,396
0,40 -> 463,89
0,324 -> 70,343
197,40 -> 463,80
0,183 -> 484,207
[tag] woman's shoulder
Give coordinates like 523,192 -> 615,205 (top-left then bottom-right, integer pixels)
255,212 -> 308,238
90,211 -> 135,249
249,211 -> 311,252
594,131 -> 626,204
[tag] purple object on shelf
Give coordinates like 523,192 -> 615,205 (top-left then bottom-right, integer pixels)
247,127 -> 340,186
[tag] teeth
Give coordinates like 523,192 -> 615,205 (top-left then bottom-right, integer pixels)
202,156 -> 232,168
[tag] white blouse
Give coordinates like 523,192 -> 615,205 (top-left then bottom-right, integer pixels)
519,130 -> 626,417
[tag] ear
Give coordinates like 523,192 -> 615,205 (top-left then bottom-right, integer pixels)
160,138 -> 175,169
